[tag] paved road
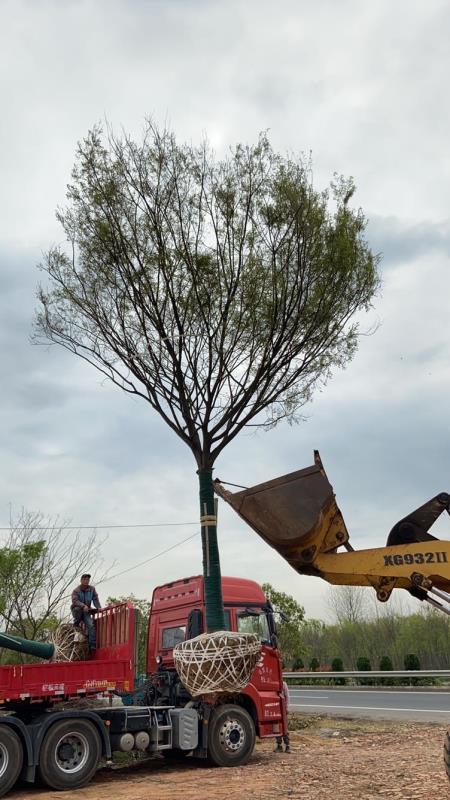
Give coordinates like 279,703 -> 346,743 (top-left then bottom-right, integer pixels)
288,686 -> 450,722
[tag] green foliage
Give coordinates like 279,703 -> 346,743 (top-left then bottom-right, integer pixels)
300,605 -> 450,674
37,126 -> 380,460
0,536 -> 52,658
107,594 -> 150,675
0,540 -> 47,620
378,654 -> 394,685
0,509 -> 106,664
36,122 -> 379,635
309,657 -> 320,671
262,584 -> 305,627
404,653 -> 420,671
292,656 -> 304,671
262,583 -> 305,667
356,656 -> 372,685
331,656 -> 346,685
403,652 -> 421,684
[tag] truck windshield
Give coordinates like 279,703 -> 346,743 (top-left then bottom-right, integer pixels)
237,610 -> 270,644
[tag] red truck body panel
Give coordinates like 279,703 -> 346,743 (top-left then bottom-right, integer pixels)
148,575 -> 287,738
0,603 -> 136,706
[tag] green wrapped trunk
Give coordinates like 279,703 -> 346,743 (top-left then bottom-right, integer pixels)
198,467 -> 225,632
0,632 -> 54,660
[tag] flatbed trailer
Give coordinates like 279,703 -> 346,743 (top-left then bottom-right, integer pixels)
0,603 -> 137,706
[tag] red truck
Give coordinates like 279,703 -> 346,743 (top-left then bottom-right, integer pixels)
0,575 -> 287,796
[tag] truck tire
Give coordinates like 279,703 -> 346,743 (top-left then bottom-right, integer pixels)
38,719 -> 101,791
0,727 -> 23,797
444,730 -> 450,780
207,704 -> 255,767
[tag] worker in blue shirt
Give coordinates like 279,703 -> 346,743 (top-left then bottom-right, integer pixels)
71,573 -> 101,650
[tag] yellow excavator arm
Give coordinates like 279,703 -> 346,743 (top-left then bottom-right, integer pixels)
214,451 -> 450,614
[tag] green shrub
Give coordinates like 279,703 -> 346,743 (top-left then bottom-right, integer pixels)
404,653 -> 420,670
404,653 -> 421,685
356,656 -> 372,685
379,655 -> 394,686
331,657 -> 345,685
379,655 -> 393,670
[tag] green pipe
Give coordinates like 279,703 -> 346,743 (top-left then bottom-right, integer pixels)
0,632 -> 54,660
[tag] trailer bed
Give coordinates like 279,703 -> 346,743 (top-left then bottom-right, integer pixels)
0,603 -> 137,705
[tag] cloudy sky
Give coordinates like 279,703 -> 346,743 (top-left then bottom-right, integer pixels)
1,0 -> 450,620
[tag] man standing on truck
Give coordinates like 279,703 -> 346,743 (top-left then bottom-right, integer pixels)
71,573 -> 101,650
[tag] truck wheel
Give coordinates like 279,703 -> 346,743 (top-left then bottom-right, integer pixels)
207,705 -> 255,767
38,719 -> 101,791
0,727 -> 23,796
444,731 -> 450,780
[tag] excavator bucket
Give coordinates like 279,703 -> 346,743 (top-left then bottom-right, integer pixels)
214,451 -> 350,570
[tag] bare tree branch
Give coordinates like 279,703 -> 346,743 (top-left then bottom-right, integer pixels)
0,509 -> 111,659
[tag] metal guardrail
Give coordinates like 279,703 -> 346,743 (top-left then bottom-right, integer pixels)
283,670 -> 450,679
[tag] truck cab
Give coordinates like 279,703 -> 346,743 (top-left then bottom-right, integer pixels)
147,575 -> 287,739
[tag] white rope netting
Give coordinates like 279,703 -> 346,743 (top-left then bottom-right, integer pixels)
51,624 -> 90,662
173,631 -> 261,696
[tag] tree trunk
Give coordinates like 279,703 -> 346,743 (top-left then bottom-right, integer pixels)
198,467 -> 225,632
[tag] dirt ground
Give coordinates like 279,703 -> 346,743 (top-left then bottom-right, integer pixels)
11,715 -> 450,800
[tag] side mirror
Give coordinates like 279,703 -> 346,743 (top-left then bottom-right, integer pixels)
187,608 -> 203,639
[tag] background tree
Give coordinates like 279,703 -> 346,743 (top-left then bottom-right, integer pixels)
36,122 -> 380,631
300,618 -> 329,666
0,509 -> 107,662
262,582 -> 305,667
107,594 -> 150,675
299,606 -> 450,672
327,585 -> 370,624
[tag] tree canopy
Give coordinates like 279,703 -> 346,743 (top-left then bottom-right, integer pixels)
36,123 -> 379,468
35,122 -> 380,631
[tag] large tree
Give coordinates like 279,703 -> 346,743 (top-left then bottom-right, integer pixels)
36,122 -> 379,631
